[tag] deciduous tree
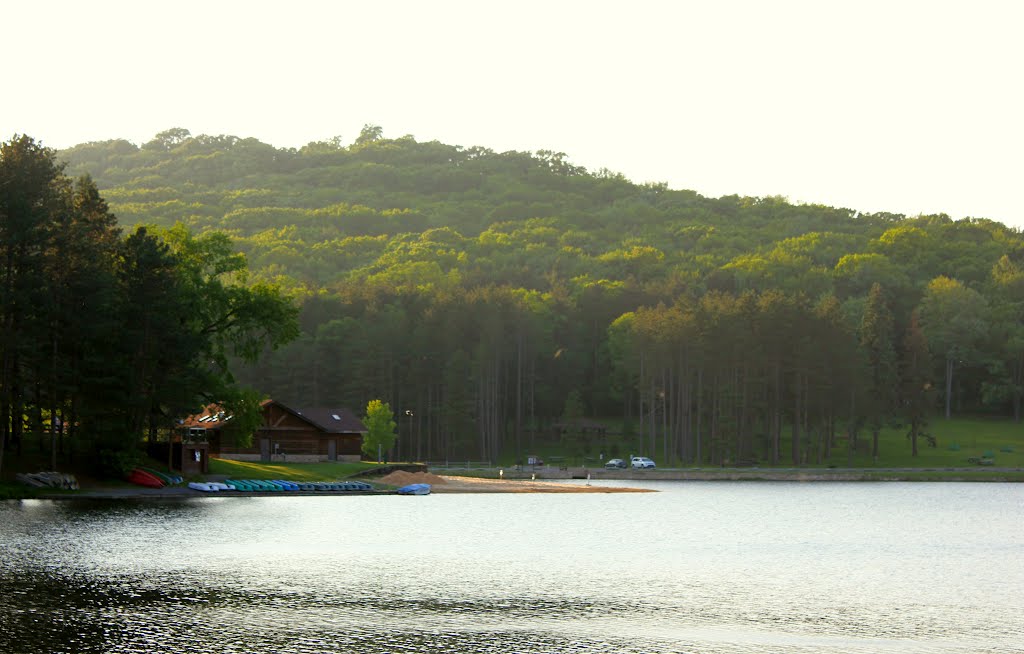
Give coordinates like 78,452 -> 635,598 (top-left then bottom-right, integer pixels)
362,399 -> 396,461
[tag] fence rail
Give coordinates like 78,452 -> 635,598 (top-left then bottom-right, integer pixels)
423,460 -> 493,469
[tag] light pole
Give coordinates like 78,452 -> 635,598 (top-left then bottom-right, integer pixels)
405,410 -> 414,462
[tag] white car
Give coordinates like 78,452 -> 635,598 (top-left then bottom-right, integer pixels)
630,456 -> 656,469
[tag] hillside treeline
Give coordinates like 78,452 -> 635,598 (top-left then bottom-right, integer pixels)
59,127 -> 1024,465
0,136 -> 297,475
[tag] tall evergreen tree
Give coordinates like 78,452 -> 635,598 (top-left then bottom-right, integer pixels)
860,283 -> 898,460
0,136 -> 65,474
900,311 -> 934,456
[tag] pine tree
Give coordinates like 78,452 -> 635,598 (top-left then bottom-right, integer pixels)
900,311 -> 934,456
861,283 -> 898,460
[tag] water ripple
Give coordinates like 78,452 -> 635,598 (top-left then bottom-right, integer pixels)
2,484 -> 1023,654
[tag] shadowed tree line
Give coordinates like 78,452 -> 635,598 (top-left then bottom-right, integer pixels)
0,136 -> 298,476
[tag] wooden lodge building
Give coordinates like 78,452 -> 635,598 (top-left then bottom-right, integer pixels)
180,399 -> 367,463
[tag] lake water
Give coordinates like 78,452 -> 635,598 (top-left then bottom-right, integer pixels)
1,481 -> 1022,654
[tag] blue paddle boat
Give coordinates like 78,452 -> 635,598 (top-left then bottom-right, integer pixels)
396,483 -> 431,495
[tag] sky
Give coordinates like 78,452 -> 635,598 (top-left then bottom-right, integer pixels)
3,0 -> 1022,227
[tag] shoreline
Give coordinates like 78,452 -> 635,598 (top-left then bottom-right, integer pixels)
446,466 -> 1024,483
29,475 -> 655,499
11,466 -> 1023,500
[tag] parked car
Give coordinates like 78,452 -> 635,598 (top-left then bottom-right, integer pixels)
604,458 -> 626,469
630,456 -> 656,469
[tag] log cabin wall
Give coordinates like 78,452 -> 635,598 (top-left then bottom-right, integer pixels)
213,400 -> 365,462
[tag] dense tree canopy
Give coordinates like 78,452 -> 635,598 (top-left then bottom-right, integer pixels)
45,127 -> 1024,465
0,135 -> 298,475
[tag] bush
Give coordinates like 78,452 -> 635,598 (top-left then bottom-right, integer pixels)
97,448 -> 141,479
0,482 -> 37,500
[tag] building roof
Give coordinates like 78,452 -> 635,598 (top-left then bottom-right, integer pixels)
180,404 -> 233,430
182,400 -> 367,435
264,400 -> 367,434
290,406 -> 367,434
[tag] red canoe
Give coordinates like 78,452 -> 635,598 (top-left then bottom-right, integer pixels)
127,468 -> 165,488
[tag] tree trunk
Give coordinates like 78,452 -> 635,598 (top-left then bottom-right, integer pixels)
771,361 -> 781,465
791,373 -> 802,466
847,389 -> 856,467
1013,353 -> 1023,423
638,351 -> 645,444
50,329 -> 59,469
695,368 -> 703,465
662,369 -> 669,463
0,404 -> 6,476
515,331 -> 522,465
823,412 -> 832,461
710,374 -> 719,465
945,357 -> 954,419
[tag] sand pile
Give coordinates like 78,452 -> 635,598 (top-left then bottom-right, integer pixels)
378,470 -> 448,486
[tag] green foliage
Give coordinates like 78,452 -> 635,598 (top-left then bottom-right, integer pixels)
861,283 -> 898,456
97,447 -> 142,478
354,125 -> 384,147
901,311 -> 936,456
0,135 -> 297,478
918,276 -> 989,418
0,482 -> 38,500
362,399 -> 397,460
561,390 -> 585,421
40,128 -> 1024,467
218,388 -> 266,448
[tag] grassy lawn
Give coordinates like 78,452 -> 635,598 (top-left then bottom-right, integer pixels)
0,481 -> 40,499
857,469 -> 1024,481
207,458 -> 388,481
822,417 -> 1024,469
501,415 -> 1024,470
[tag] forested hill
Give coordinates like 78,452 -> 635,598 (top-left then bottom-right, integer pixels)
59,127 -> 1024,466
60,127 -> 1016,296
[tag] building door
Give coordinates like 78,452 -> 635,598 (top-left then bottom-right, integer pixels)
260,438 -> 271,462
328,439 -> 337,461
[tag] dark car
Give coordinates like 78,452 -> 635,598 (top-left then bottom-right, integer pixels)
604,458 -> 626,469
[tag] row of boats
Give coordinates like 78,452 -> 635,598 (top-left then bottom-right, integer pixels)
189,479 -> 376,492
125,467 -> 427,495
127,467 -> 183,488
15,471 -> 80,490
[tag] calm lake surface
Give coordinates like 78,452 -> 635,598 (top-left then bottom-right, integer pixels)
1,481 -> 1022,654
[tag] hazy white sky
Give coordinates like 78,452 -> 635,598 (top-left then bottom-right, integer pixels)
3,0 -> 1022,226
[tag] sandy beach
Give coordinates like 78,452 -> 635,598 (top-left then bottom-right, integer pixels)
380,470 -> 653,493
27,471 -> 653,499
434,475 -> 653,493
